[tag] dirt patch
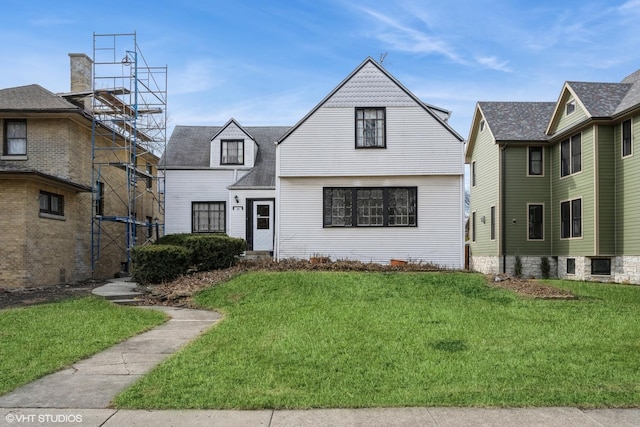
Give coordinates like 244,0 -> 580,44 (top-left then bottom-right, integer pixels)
487,274 -> 575,299
0,280 -> 106,310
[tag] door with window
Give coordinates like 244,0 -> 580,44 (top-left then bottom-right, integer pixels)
252,200 -> 274,251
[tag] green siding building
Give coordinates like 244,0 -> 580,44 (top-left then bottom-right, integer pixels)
466,69 -> 640,284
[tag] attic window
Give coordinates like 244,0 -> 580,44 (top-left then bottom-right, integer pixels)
566,100 -> 576,116
221,140 -> 244,165
480,120 -> 485,132
355,108 -> 386,148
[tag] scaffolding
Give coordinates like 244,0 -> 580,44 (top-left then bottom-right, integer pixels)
90,32 -> 167,273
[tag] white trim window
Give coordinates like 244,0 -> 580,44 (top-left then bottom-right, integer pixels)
528,146 -> 543,176
528,204 -> 544,240
622,119 -> 633,158
560,133 -> 581,177
560,198 -> 582,239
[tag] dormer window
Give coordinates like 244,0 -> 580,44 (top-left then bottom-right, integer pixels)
565,100 -> 576,116
221,140 -> 244,165
355,108 -> 385,148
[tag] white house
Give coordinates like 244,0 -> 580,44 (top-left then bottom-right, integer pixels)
162,58 -> 465,267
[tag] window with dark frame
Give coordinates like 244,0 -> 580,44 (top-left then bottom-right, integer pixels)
39,191 -> 64,216
472,211 -> 476,242
221,140 -> 244,164
561,198 -> 581,238
567,258 -> 575,274
528,146 -> 543,176
560,133 -> 581,177
528,204 -> 543,240
4,120 -> 27,156
471,161 -> 476,186
622,119 -> 632,157
95,181 -> 104,216
146,216 -> 153,239
192,201 -> 226,233
355,108 -> 385,148
490,206 -> 495,241
323,187 -> 416,227
591,258 -> 611,275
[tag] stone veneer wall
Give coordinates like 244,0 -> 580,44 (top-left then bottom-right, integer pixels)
471,255 -> 558,279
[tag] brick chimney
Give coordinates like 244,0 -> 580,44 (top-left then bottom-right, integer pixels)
69,53 -> 92,93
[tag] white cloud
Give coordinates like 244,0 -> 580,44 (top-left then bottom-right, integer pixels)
171,59 -> 221,95
475,56 -> 512,73
358,7 -> 465,64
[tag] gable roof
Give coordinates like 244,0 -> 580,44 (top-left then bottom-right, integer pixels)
480,102 -> 556,141
464,101 -> 555,162
565,81 -> 631,118
0,84 -> 81,112
162,125 -> 290,188
277,57 -> 463,144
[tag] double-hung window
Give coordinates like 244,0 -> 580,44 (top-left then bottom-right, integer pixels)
622,119 -> 632,157
192,201 -> 225,233
355,108 -> 385,148
560,198 -> 582,239
4,120 -> 27,156
528,146 -> 543,176
528,204 -> 543,240
221,140 -> 244,165
323,187 -> 416,227
560,133 -> 581,177
39,191 -> 64,216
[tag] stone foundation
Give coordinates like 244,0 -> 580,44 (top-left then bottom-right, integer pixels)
470,255 -> 558,279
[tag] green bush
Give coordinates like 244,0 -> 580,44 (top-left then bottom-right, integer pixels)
540,256 -> 551,279
155,233 -> 193,247
184,234 -> 246,271
131,245 -> 190,284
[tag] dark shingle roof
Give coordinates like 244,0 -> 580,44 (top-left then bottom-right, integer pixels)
162,125 -> 290,189
229,126 -> 289,189
0,84 -> 80,111
566,81 -> 631,117
478,102 -> 556,141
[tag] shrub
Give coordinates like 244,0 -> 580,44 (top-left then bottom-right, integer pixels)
183,234 -> 246,271
514,254 -> 523,277
131,245 -> 190,284
540,256 -> 550,279
156,233 -> 193,247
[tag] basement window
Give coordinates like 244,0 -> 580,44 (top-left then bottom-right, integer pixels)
566,258 -> 575,275
591,258 -> 611,275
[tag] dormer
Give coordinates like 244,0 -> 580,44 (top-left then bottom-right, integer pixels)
209,118 -> 258,168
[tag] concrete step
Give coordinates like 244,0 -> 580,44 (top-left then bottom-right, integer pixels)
244,251 -> 273,261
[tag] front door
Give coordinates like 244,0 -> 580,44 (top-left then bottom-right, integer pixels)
252,201 -> 274,251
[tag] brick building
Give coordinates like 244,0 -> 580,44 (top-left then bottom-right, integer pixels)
0,54 -> 162,288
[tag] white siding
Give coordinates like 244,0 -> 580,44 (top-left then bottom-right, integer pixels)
228,189 -> 276,240
210,122 -> 257,167
279,106 -> 462,177
276,176 -> 463,268
164,169 -> 249,234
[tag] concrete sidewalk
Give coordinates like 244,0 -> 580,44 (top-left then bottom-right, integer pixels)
1,407 -> 639,426
0,279 -> 639,426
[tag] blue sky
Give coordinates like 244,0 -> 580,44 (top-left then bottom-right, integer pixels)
2,0 -> 640,141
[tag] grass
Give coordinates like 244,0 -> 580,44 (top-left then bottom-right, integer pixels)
0,296 -> 167,395
114,272 -> 640,409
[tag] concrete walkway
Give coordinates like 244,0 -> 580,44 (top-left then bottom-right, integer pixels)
1,279 -> 639,426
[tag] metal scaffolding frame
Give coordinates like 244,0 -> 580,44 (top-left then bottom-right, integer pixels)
90,32 -> 167,272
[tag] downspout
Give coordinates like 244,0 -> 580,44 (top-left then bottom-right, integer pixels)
501,143 -> 507,274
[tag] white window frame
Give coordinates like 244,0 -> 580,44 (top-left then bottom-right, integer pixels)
527,146 -> 544,177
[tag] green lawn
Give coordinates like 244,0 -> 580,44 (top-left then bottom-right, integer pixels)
0,297 -> 167,395
114,272 -> 640,409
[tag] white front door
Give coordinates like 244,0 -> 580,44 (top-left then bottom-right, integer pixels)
252,201 -> 274,251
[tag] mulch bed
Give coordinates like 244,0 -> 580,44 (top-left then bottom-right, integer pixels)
487,274 -> 575,299
0,280 -> 106,310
